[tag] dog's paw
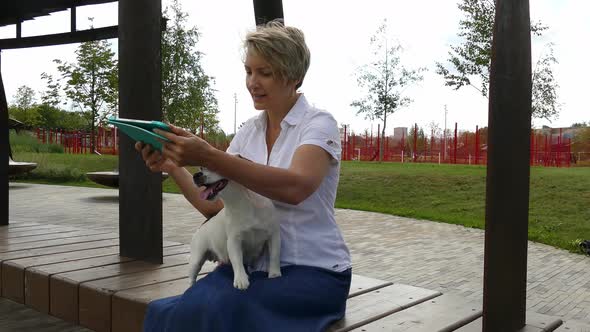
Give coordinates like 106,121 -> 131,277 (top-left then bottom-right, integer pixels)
268,269 -> 282,278
233,275 -> 250,290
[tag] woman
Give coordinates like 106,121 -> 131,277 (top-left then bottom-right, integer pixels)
140,20 -> 351,332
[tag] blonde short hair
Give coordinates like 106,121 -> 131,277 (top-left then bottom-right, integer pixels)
244,20 -> 311,89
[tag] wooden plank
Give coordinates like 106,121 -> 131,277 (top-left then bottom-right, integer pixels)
328,284 -> 442,332
0,226 -> 80,239
0,224 -> 64,235
111,275 -> 207,332
523,312 -> 563,331
554,318 -> 590,332
0,222 -> 41,229
50,245 -> 190,324
348,274 -> 393,298
461,318 -> 545,332
28,253 -> 134,314
25,243 -> 184,314
0,239 -> 119,296
0,238 -> 119,263
357,293 -> 482,331
0,229 -> 111,246
0,232 -> 118,252
2,243 -> 120,303
456,312 -> 563,332
0,297 -> 90,332
79,262 -> 216,332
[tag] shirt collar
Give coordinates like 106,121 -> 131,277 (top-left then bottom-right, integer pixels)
254,94 -> 309,130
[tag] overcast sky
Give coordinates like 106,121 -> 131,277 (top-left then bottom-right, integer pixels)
0,0 -> 588,135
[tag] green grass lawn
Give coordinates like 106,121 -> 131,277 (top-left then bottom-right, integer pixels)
10,152 -> 590,253
337,162 -> 589,252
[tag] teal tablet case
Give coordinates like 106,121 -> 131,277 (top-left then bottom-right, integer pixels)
108,117 -> 171,132
108,117 -> 171,151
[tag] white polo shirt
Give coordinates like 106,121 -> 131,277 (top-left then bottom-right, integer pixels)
227,94 -> 351,273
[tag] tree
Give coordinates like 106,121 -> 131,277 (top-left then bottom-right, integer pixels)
351,20 -> 425,162
12,85 -> 36,111
162,0 -> 219,133
531,43 -> 560,121
9,85 -> 39,127
54,29 -> 118,151
8,106 -> 41,128
59,110 -> 88,130
35,104 -> 62,129
572,126 -> 590,156
40,72 -> 62,108
406,125 -> 426,158
436,0 -> 559,121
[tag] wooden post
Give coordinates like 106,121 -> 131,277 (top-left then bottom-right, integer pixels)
252,0 -> 284,25
483,0 -> 532,330
118,0 -> 163,263
0,55 -> 8,226
71,6 -> 77,32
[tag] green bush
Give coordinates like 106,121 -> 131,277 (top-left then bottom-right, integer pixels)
10,131 -> 64,154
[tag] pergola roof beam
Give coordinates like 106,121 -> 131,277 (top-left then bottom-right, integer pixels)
0,0 -> 117,27
0,26 -> 117,50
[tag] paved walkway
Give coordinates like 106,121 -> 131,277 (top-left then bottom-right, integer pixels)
3,182 -> 590,330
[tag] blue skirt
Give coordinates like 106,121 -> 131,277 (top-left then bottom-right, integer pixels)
143,264 -> 351,332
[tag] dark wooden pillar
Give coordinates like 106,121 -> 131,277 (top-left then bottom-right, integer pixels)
118,0 -> 163,263
252,0 -> 284,25
483,0 -> 532,330
0,52 -> 8,226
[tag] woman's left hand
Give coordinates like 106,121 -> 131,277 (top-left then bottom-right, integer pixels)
155,124 -> 215,167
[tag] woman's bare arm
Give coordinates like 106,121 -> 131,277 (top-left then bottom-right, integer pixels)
200,145 -> 331,205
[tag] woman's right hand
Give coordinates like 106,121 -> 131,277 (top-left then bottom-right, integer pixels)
135,142 -> 179,174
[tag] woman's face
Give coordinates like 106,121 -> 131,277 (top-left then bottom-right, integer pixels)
245,52 -> 298,111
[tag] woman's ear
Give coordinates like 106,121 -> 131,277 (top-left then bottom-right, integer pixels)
286,79 -> 300,91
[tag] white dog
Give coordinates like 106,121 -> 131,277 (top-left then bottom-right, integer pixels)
188,168 -> 281,290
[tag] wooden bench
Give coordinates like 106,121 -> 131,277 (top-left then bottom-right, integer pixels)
1,222 -> 586,332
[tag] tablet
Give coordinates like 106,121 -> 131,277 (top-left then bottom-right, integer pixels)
108,118 -> 171,151
108,117 -> 171,132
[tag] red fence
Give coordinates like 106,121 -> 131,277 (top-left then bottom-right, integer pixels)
341,124 -> 573,167
36,127 -> 118,155
36,124 -> 575,167
35,127 -> 230,155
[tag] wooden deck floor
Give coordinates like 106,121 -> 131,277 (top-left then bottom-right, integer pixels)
1,221 -> 585,332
